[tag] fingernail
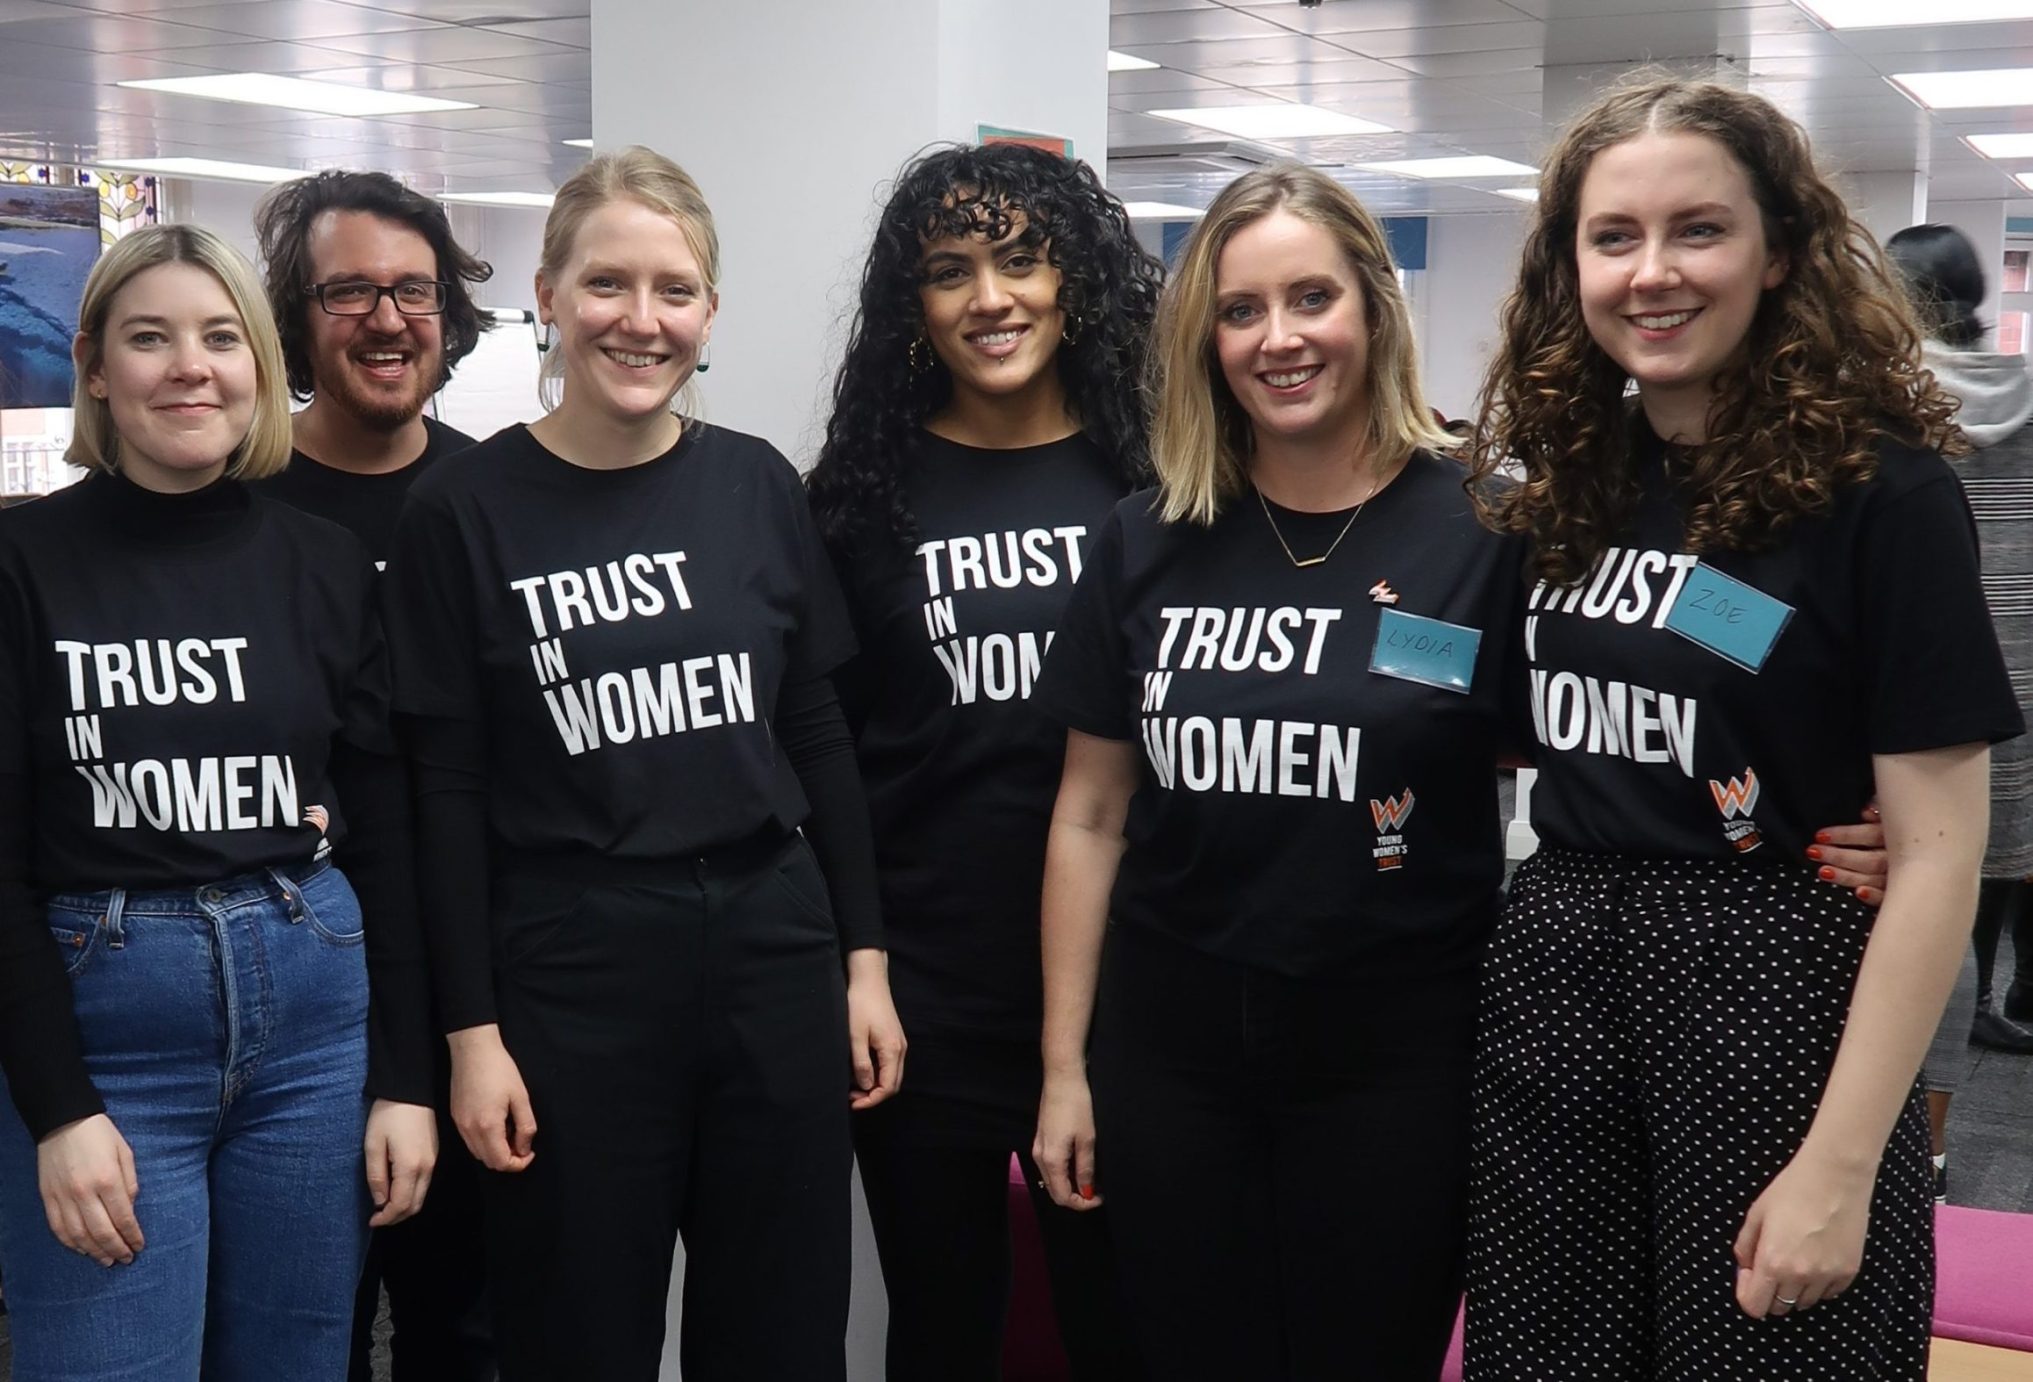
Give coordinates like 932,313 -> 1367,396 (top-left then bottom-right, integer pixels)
1856,887 -> 1874,903
1805,846 -> 1823,861
1818,866 -> 1835,881
1080,1183 -> 1095,1200
1815,830 -> 1831,843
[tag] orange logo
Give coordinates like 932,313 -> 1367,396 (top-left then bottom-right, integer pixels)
1370,790 -> 1415,833
1708,771 -> 1760,820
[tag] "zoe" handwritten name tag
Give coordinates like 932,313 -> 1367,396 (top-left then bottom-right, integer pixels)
1369,609 -> 1482,695
1662,562 -> 1794,673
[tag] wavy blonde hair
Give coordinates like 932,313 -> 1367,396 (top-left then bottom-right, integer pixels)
1149,165 -> 1449,525
68,224 -> 293,480
537,145 -> 719,423
1467,74 -> 1962,584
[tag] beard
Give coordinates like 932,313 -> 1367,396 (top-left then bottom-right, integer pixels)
318,346 -> 442,433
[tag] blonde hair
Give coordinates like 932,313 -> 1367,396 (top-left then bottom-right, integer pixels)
1148,165 -> 1449,525
537,146 -> 719,423
67,224 -> 292,480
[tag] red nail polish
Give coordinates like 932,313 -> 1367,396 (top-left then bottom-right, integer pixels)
1815,830 -> 1831,844
1857,887 -> 1874,903
1079,1183 -> 1095,1200
1818,866 -> 1835,882
1806,846 -> 1823,861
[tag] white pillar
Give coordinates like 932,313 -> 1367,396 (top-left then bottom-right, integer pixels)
1845,169 -> 1928,252
1930,199 -> 2009,346
592,0 -> 1108,466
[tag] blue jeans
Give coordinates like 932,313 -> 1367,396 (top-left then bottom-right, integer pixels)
0,860 -> 372,1382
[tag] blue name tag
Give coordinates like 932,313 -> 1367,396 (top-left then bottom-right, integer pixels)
1662,562 -> 1793,673
1369,609 -> 1481,694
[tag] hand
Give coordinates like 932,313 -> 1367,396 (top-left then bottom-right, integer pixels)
364,1099 -> 438,1227
1732,1151 -> 1872,1317
1807,801 -> 1888,906
448,1025 -> 537,1172
37,1113 -> 144,1266
1033,1069 -> 1103,1212
845,949 -> 906,1111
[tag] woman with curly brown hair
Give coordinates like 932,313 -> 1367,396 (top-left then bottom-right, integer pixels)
1464,77 -> 2024,1378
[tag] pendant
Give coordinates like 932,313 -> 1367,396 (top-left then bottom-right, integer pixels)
1293,555 -> 1326,568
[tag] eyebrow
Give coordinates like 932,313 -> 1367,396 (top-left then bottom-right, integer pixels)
1585,202 -> 1738,224
116,313 -> 241,329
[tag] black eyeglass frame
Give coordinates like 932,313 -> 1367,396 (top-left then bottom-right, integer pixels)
302,280 -> 451,317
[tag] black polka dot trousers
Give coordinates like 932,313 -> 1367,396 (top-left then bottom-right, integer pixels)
1466,847 -> 1933,1380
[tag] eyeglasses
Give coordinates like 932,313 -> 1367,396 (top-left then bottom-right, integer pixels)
305,280 -> 449,317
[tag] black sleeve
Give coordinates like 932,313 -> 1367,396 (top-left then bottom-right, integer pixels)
781,459 -> 858,683
328,740 -> 433,1106
1857,468 -> 2026,753
1031,507 -> 1135,741
776,673 -> 883,953
822,538 -> 878,740
403,714 -> 495,1033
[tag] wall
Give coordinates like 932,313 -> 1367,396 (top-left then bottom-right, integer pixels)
1419,211 -> 1527,422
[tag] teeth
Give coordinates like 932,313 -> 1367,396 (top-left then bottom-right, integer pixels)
971,329 -> 1022,346
1264,367 -> 1320,388
605,349 -> 664,368
1636,311 -> 1693,330
360,353 -> 406,364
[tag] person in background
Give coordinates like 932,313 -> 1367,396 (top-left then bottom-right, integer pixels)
1887,222 -> 2033,1203
806,142 -> 1155,1382
1466,78 -> 2021,1378
253,168 -> 497,1382
382,147 -> 904,1382
0,223 -> 435,1379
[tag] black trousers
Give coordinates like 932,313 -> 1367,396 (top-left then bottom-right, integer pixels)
1468,849 -> 1933,1380
1973,877 -> 2033,1002
347,1100 -> 494,1382
1088,923 -> 1475,1382
482,836 -> 852,1382
854,1080 -> 1146,1382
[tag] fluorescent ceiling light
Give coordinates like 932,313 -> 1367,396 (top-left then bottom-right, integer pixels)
1108,50 -> 1159,72
441,190 -> 555,207
1358,155 -> 1538,179
96,156 -> 301,184
562,138 -> 594,148
1797,0 -> 2033,26
1965,131 -> 2033,157
1148,104 -> 1391,139
1123,201 -> 1203,219
120,73 -> 477,117
1493,186 -> 1540,202
1890,68 -> 2033,109
2014,170 -> 2033,193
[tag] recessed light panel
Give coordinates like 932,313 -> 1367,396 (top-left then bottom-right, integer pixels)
1147,104 -> 1392,140
1359,156 -> 1539,179
440,191 -> 556,208
119,74 -> 477,117
1890,68 -> 2033,109
96,156 -> 302,184
1966,131 -> 2033,157
562,138 -> 594,149
1123,201 -> 1203,219
1493,187 -> 1540,202
1797,0 -> 2033,26
1108,51 -> 1160,72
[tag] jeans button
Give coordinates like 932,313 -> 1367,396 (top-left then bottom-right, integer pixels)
203,887 -> 224,903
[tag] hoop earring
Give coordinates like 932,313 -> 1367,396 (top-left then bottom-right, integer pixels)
1062,314 -> 1081,347
909,334 -> 934,375
696,341 -> 711,374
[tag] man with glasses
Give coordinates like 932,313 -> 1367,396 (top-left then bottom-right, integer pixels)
253,170 -> 497,1382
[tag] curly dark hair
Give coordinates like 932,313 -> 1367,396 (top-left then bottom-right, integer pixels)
805,143 -> 1165,553
1467,75 -> 1962,585
254,170 -> 494,401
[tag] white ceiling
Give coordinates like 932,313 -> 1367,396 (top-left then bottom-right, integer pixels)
0,0 -> 2029,216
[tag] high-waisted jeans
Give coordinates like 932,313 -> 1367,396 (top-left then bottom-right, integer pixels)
0,858 -> 372,1382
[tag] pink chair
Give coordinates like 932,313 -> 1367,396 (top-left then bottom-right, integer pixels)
1934,1206 -> 2033,1352
1002,1154 -> 1073,1382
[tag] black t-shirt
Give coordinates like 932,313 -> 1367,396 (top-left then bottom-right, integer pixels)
1525,428 -> 2025,857
383,422 -> 857,861
833,431 -> 1124,1044
254,416 -> 474,567
1033,452 -> 1524,978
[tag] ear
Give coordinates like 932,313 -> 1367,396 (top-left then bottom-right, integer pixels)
72,333 -> 105,398
1762,251 -> 1789,292
702,289 -> 719,341
533,271 -> 554,327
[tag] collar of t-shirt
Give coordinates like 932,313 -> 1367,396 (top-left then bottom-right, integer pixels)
89,469 -> 253,549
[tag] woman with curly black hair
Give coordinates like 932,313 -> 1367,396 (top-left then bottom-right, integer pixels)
1465,77 -> 2022,1378
805,143 -> 1157,1382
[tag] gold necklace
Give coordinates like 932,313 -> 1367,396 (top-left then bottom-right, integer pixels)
1254,474 -> 1376,569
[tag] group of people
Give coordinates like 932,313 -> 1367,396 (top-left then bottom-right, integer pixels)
0,68 -> 2022,1382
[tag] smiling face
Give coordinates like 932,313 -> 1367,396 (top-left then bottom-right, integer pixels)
917,208 -> 1066,405
536,196 -> 716,423
84,260 -> 257,493
1575,130 -> 1789,438
1211,208 -> 1372,449
301,209 -> 444,432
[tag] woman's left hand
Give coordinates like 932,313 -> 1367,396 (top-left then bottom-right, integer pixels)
846,948 -> 907,1111
1731,1150 -> 1873,1317
1807,801 -> 1888,906
365,1099 -> 438,1228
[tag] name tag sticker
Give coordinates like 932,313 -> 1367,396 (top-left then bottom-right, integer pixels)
1369,609 -> 1482,695
1662,562 -> 1793,673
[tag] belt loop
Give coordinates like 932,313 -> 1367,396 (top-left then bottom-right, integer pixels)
267,867 -> 304,923
104,888 -> 127,950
